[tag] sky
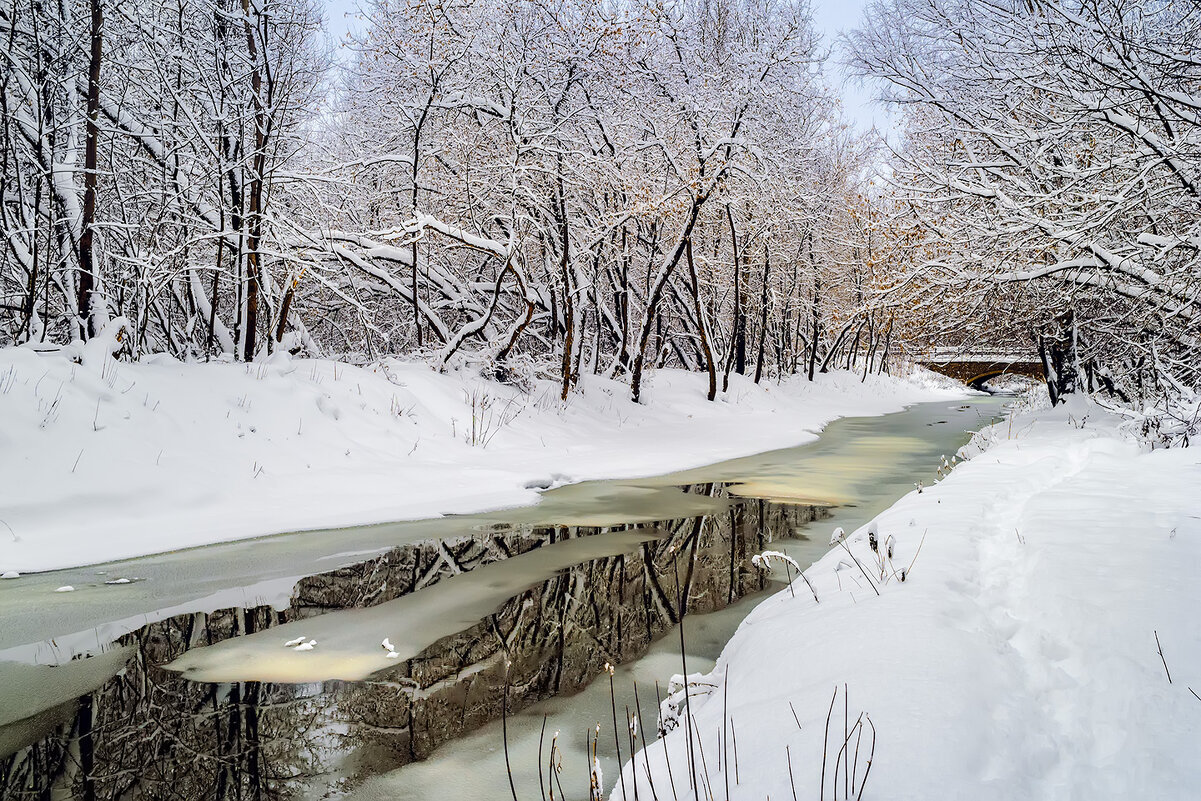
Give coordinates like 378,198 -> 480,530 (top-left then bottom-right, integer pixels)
810,0 -> 892,137
322,0 -> 890,136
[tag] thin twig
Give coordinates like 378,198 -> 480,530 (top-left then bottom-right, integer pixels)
730,717 -> 740,786
502,664 -> 519,801
634,682 -> 660,801
851,714 -> 864,797
692,724 -> 714,801
836,540 -> 880,596
1155,630 -> 1172,684
538,715 -> 548,801
610,666 -> 629,801
821,686 -> 837,800
835,714 -> 865,801
588,728 -> 597,801
723,670 -> 731,801
844,684 -> 850,799
553,735 -> 568,801
786,744 -> 798,801
854,716 -> 877,801
672,555 -> 701,801
798,568 -> 821,604
656,680 -> 679,800
627,705 -> 641,801
906,529 -> 929,578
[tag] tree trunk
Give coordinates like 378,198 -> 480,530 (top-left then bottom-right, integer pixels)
722,204 -> 746,392
77,0 -> 103,339
754,244 -> 770,384
684,238 -> 717,401
1039,311 -> 1082,405
274,270 -> 298,345
240,0 -> 267,362
557,176 -> 575,401
807,277 -> 820,381
807,233 -> 820,381
630,199 -> 704,403
207,196 -> 225,360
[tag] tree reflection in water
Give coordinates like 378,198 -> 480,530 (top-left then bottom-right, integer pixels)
0,485 -> 822,800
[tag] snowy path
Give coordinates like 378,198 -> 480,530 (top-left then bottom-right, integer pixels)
0,347 -> 965,573
614,399 -> 1201,800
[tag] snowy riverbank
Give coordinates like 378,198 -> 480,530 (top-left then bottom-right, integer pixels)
0,345 -> 966,573
614,396 -> 1201,800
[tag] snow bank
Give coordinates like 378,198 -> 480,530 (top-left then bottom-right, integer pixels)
0,349 -> 964,573
613,397 -> 1201,800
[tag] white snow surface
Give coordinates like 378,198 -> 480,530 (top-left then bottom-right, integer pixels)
0,346 -> 964,573
613,396 -> 1201,800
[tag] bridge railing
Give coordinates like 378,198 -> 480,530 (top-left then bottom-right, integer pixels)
920,347 -> 1040,364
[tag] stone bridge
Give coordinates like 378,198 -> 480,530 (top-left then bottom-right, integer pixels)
917,349 -> 1045,390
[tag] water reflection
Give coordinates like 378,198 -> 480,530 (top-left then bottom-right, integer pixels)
0,486 -> 821,799
167,529 -> 665,683
0,648 -> 133,759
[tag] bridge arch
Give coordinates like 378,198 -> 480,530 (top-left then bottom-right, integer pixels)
917,353 -> 1045,391
966,368 -> 1022,390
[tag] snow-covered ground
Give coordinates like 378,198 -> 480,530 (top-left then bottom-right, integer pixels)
981,372 -> 1041,395
614,396 -> 1201,800
0,343 -> 966,574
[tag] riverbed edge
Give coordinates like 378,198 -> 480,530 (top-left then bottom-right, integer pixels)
0,348 -> 968,573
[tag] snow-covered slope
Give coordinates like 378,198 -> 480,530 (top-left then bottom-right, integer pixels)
0,345 -> 963,573
613,397 -> 1201,800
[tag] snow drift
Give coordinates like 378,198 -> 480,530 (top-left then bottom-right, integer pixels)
0,346 -> 965,573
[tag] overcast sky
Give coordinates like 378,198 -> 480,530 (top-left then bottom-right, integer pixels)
323,0 -> 890,135
810,0 -> 891,136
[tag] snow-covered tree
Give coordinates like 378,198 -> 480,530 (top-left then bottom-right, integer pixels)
851,0 -> 1201,402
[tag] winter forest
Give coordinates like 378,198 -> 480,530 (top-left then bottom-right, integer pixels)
2,0 -> 1194,410
2,1 -> 1200,800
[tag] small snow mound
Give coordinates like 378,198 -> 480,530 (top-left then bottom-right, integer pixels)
1,570 -> 20,579
315,394 -> 341,420
523,473 -> 571,490
81,317 -> 134,367
55,585 -> 75,592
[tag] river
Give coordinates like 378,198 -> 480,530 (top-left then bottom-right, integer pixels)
0,395 -> 1007,800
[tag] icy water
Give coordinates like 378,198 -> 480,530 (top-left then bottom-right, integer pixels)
0,396 -> 1007,800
